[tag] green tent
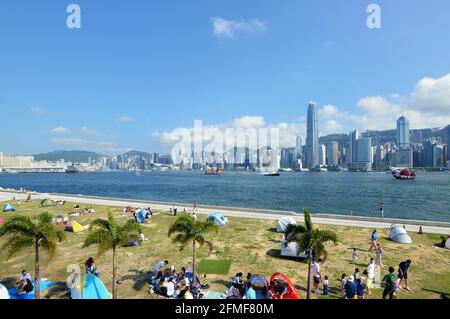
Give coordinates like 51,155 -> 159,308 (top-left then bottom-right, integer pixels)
40,198 -> 55,208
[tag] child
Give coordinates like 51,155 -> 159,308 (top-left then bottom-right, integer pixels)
352,248 -> 358,264
341,273 -> 347,296
323,275 -> 329,295
356,278 -> 365,299
393,277 -> 401,296
354,268 -> 360,281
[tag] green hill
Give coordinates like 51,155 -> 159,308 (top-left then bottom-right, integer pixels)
32,150 -> 102,163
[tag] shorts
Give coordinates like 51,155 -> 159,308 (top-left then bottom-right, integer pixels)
371,240 -> 377,246
313,276 -> 320,284
398,272 -> 408,280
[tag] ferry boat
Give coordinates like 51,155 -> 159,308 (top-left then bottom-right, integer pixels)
204,168 -> 224,175
264,172 -> 280,177
391,168 -> 416,180
65,164 -> 79,174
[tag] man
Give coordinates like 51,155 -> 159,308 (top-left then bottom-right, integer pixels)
154,260 -> 169,273
398,259 -> 412,291
245,282 -> 256,299
16,278 -> 34,295
20,270 -> 32,282
344,276 -> 357,299
366,258 -> 376,295
382,267 -> 397,299
312,258 -> 322,294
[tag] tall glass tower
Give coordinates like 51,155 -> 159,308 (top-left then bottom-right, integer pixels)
397,116 -> 410,150
306,102 -> 319,169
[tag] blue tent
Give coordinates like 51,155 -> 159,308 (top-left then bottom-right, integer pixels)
8,280 -> 57,300
83,273 -> 110,299
135,209 -> 147,224
207,213 -> 228,226
3,203 -> 16,212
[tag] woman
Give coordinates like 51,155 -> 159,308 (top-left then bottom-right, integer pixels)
85,257 -> 100,277
17,278 -> 34,295
368,230 -> 378,252
375,245 -> 384,269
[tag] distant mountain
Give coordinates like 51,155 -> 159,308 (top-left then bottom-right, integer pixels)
32,150 -> 102,163
123,150 -> 153,158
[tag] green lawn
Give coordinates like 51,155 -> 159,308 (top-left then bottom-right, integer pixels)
0,199 -> 449,299
197,260 -> 231,275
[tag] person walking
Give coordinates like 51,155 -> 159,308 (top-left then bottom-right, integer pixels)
379,203 -> 385,219
398,259 -> 412,291
368,230 -> 378,252
375,245 -> 384,269
366,258 -> 376,295
312,258 -> 323,295
382,267 -> 397,299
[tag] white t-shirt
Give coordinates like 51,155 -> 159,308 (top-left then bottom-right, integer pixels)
166,282 -> 175,296
312,262 -> 321,278
20,273 -> 32,282
367,262 -> 375,278
323,279 -> 329,286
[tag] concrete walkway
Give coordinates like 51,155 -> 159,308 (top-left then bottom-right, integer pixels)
1,190 -> 449,235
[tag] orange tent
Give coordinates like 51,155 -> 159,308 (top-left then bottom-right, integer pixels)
269,273 -> 299,300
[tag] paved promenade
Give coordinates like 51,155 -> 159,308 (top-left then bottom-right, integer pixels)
1,190 -> 449,235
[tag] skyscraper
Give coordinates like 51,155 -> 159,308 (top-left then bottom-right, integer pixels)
306,102 -> 319,169
319,144 -> 326,166
327,141 -> 339,166
349,130 -> 360,168
356,137 -> 373,171
397,116 -> 410,150
447,125 -> 450,167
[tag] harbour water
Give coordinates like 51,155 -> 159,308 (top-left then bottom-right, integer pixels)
0,171 -> 449,222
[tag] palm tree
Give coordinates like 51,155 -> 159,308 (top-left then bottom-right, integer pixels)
284,208 -> 338,299
0,212 -> 65,299
168,214 -> 218,286
83,212 -> 141,299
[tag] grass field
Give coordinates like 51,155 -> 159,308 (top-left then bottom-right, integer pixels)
197,260 -> 231,275
0,200 -> 449,299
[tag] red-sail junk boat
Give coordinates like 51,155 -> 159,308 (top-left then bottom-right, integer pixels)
391,168 -> 416,180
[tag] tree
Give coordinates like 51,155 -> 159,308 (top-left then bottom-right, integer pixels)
284,208 -> 338,299
83,212 -> 141,299
0,212 -> 65,299
168,214 -> 218,286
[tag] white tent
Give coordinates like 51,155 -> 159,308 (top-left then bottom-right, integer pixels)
0,283 -> 10,299
389,226 -> 412,244
280,240 -> 307,259
445,238 -> 450,250
277,217 -> 297,233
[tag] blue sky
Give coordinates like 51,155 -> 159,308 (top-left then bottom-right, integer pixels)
1,0 -> 450,155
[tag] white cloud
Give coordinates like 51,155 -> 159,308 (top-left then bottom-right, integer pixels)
232,115 -> 265,128
212,17 -> 266,38
80,126 -> 101,137
50,126 -> 69,135
116,116 -> 133,123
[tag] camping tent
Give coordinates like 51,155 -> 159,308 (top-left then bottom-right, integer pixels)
0,284 -> 10,299
8,280 -> 56,300
280,240 -> 308,259
82,273 -> 110,299
65,220 -> 85,233
40,198 -> 55,208
248,275 -> 269,299
135,209 -> 147,223
269,273 -> 299,299
445,238 -> 450,250
389,226 -> 412,244
207,213 -> 228,226
3,203 -> 16,212
277,217 -> 297,233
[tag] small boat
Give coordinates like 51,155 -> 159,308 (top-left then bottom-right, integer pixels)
65,165 -> 79,174
205,168 -> 223,175
391,168 -> 416,180
264,172 -> 280,177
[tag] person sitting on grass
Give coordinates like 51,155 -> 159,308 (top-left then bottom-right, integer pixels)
245,282 -> 256,300
20,270 -> 32,282
354,268 -> 360,281
382,267 -> 398,299
344,276 -> 357,299
232,272 -> 244,289
16,278 -> 34,295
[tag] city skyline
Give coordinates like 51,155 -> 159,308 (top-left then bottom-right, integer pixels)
1,1 -> 450,155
